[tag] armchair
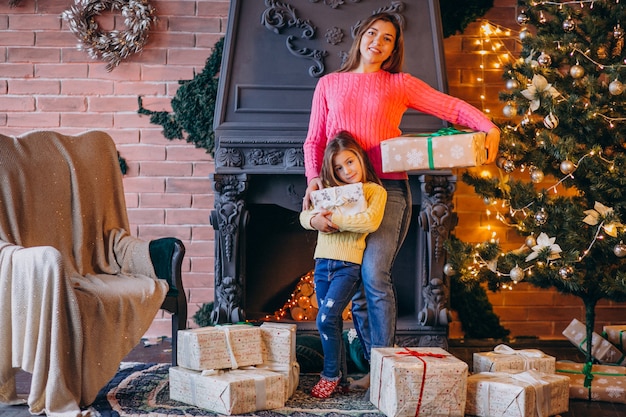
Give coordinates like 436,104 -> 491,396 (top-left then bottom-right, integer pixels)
0,130 -> 187,416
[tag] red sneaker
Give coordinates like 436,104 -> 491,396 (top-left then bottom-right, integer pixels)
311,376 -> 340,398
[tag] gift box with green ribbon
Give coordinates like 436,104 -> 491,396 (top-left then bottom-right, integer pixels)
556,361 -> 626,404
380,128 -> 486,172
562,318 -> 626,366
603,325 -> 626,354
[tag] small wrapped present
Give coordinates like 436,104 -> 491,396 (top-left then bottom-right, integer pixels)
562,318 -> 626,365
169,366 -> 285,415
370,347 -> 468,417
310,182 -> 366,216
177,324 -> 263,371
473,344 -> 556,374
258,322 -> 300,400
603,325 -> 626,353
380,128 -> 486,172
466,370 -> 569,417
556,361 -> 626,404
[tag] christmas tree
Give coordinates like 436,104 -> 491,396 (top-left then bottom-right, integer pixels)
445,0 -> 626,372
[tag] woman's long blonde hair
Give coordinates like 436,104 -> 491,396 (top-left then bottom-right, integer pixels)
338,12 -> 405,74
320,130 -> 382,187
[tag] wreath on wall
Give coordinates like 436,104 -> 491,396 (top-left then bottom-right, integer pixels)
61,0 -> 157,71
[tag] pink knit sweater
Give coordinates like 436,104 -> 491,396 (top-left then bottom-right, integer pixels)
304,71 -> 497,181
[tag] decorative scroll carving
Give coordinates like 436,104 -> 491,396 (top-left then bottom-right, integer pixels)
325,26 -> 344,45
248,149 -> 284,166
416,174 -> 458,329
262,0 -> 327,78
215,147 -> 244,168
210,174 -> 249,324
285,148 -> 304,168
310,0 -> 362,9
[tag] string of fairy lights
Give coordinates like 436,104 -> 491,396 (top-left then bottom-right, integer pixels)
452,1 -> 626,288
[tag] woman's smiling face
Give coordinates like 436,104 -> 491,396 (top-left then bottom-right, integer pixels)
358,19 -> 397,68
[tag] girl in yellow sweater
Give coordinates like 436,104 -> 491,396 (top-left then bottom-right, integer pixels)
300,131 -> 387,398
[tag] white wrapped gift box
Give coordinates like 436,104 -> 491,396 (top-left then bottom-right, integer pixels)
381,129 -> 486,172
370,347 -> 468,417
473,344 -> 556,374
169,366 -> 285,415
258,322 -> 300,400
177,324 -> 263,371
466,370 -> 570,417
310,182 -> 366,216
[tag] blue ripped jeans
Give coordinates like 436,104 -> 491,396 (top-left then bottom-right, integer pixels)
314,258 -> 361,380
351,179 -> 412,361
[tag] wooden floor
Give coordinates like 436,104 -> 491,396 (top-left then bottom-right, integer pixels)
2,337 -> 625,416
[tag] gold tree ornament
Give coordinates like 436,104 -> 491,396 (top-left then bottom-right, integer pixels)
62,0 -> 157,71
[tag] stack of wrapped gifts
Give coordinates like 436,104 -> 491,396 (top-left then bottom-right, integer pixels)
557,318 -> 626,403
466,344 -> 570,417
169,322 -> 299,414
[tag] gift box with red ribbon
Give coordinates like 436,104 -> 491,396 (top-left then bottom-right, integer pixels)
380,128 -> 486,172
466,370 -> 569,417
473,344 -> 556,374
370,347 -> 468,417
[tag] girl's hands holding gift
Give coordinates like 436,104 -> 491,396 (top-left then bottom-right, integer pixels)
310,210 -> 338,233
303,177 -> 324,210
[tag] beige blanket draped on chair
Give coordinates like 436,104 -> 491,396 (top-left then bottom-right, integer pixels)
0,131 -> 169,416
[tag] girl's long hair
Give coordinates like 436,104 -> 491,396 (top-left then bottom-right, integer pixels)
338,12 -> 404,74
320,130 -> 382,187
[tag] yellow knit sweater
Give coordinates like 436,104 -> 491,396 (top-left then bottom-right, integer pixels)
300,182 -> 387,265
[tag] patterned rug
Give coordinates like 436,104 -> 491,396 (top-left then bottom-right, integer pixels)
90,362 -> 385,417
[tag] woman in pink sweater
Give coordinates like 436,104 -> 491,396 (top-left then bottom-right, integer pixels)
303,11 -> 500,389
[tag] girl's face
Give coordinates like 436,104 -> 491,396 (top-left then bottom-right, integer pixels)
358,20 -> 396,68
333,150 -> 363,184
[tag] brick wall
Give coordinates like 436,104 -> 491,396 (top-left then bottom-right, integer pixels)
2,0 -> 624,341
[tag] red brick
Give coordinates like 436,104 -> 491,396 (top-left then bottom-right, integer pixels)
0,63 -> 34,77
167,209 -> 212,225
9,14 -> 62,30
140,161 -> 193,177
127,208 -> 166,224
35,31 -> 75,47
168,49 -> 213,66
61,79 -> 114,95
35,63 -> 88,78
123,176 -> 166,193
138,96 -> 173,112
141,64 -> 197,81
88,96 -> 140,112
37,96 -> 86,112
197,1 -> 230,16
8,47 -> 60,63
61,113 -> 113,127
136,225 -> 192,241
7,112 -> 59,127
9,79 -> 59,94
114,113 -> 156,128
168,17 -> 221,33
0,31 -> 34,46
88,63 -> 142,80
196,34 -> 227,49
140,192 -> 192,208
0,96 -> 35,111
152,1 -> 197,16
166,177 -> 213,193
115,81 -> 166,96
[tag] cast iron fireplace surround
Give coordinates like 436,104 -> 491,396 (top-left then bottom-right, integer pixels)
210,0 -> 456,348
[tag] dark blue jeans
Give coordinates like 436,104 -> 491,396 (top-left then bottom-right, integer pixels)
314,258 -> 361,379
351,179 -> 412,361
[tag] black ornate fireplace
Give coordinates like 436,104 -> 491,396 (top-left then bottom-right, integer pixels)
210,0 -> 456,348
